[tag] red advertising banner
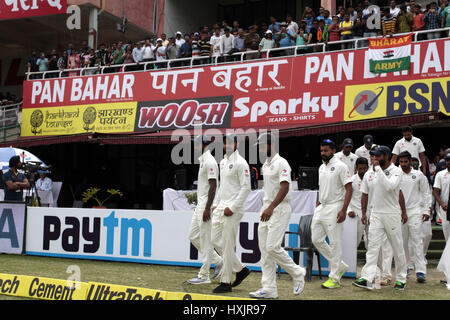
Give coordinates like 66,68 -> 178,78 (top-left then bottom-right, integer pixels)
21,38 -> 450,137
0,0 -> 67,20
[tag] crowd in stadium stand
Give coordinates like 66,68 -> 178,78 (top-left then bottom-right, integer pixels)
26,0 -> 450,76
0,92 -> 20,106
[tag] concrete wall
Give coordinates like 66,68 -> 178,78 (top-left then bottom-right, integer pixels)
163,0 -> 219,36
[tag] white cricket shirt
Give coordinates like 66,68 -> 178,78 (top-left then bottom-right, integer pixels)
434,169 -> 450,204
392,136 -> 426,166
261,153 -> 291,206
318,155 -> 352,205
400,168 -> 430,212
348,173 -> 364,216
335,151 -> 358,174
216,150 -> 251,212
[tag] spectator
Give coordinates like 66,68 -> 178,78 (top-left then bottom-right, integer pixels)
47,49 -> 59,78
269,16 -> 281,33
231,20 -> 240,34
397,5 -> 414,33
327,16 -> 341,50
286,14 -> 299,35
302,6 -> 315,19
258,30 -> 275,58
179,36 -> 193,58
96,44 -> 107,66
442,1 -> 450,28
319,10 -> 333,25
57,51 -> 67,71
154,38 -> 168,68
198,33 -> 212,65
221,28 -> 235,61
412,4 -> 425,32
210,28 -> 223,59
339,12 -> 354,49
353,10 -> 365,42
36,52 -> 49,73
380,7 -> 398,36
132,41 -> 144,63
349,6 -> 358,21
166,37 -> 178,65
295,26 -> 311,52
112,43 -> 124,67
83,49 -> 96,74
424,2 -> 441,39
276,22 -> 295,55
221,20 -> 232,33
26,50 -> 39,79
142,39 -> 155,62
317,19 -> 329,43
103,46 -> 114,73
191,32 -> 201,59
175,31 -> 186,57
245,25 -> 261,60
407,0 -> 417,13
390,0 -> 401,17
67,49 -> 80,77
258,22 -> 269,39
161,33 -> 169,46
67,43 -> 74,56
303,11 -> 314,34
337,7 -> 346,22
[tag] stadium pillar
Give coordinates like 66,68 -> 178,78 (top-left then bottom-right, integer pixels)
321,0 -> 336,15
88,6 -> 99,50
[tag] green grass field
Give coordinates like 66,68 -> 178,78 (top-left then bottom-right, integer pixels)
0,254 -> 449,300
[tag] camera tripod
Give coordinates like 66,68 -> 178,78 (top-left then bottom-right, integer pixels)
25,173 -> 41,207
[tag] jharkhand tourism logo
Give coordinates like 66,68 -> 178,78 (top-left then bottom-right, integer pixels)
30,110 -> 44,135
348,87 -> 384,119
83,107 -> 97,132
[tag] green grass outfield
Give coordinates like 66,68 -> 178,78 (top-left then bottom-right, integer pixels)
0,254 -> 449,300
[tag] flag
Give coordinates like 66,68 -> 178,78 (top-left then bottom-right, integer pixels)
368,34 -> 413,74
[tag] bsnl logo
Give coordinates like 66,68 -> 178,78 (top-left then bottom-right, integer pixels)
43,211 -> 152,258
349,80 -> 449,119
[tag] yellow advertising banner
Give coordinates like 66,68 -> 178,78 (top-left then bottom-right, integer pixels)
344,77 -> 450,122
21,102 -> 138,137
0,273 -> 88,300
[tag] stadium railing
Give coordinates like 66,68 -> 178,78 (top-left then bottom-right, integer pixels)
0,102 -> 21,142
25,27 -> 450,80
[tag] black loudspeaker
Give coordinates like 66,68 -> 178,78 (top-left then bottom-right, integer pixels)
297,167 -> 319,190
174,169 -> 187,190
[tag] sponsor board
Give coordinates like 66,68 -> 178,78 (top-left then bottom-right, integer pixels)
0,202 -> 26,254
0,273 -> 87,300
21,39 -> 450,136
0,273 -> 249,300
345,77 -> 450,121
0,0 -> 67,20
25,207 -> 357,277
21,102 -> 138,136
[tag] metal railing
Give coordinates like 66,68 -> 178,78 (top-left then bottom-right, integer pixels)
0,102 -> 21,142
26,27 -> 450,80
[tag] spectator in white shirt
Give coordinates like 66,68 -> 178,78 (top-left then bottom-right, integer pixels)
390,0 -> 401,17
391,126 -> 427,175
36,171 -> 53,192
142,39 -> 155,62
220,28 -> 235,62
175,31 -> 186,54
286,14 -> 299,35
210,28 -> 223,58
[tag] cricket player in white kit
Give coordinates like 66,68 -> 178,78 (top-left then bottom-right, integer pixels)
353,146 -> 408,291
355,135 -> 376,162
249,133 -> 306,299
398,151 -> 430,283
312,139 -> 353,289
335,138 -> 358,174
211,134 -> 251,294
347,157 -> 369,249
187,135 -> 223,284
433,152 -> 450,242
391,126 -> 427,176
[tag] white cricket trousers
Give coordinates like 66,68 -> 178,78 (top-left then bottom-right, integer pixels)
361,213 -> 407,283
402,209 -> 427,274
258,204 -> 306,294
437,207 -> 450,242
189,207 -> 223,279
421,219 -> 432,260
311,201 -> 348,282
437,239 -> 450,286
211,208 -> 245,284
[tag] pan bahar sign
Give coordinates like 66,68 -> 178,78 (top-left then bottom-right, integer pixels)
21,38 -> 450,137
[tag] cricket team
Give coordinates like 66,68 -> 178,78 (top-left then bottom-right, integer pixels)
187,126 -> 450,297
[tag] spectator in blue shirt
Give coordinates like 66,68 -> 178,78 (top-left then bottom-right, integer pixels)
268,16 -> 281,33
36,52 -> 49,72
303,12 -> 315,33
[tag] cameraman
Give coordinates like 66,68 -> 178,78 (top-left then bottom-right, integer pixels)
2,156 -> 29,202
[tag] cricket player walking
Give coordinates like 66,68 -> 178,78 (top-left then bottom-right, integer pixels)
311,139 -> 353,289
353,146 -> 408,291
398,151 -> 430,283
433,152 -> 450,242
187,135 -> 223,284
211,134 -> 251,294
249,133 -> 306,299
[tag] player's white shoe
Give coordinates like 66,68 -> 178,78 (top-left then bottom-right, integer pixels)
293,278 -> 306,295
249,289 -> 278,299
212,262 -> 223,280
188,277 -> 211,285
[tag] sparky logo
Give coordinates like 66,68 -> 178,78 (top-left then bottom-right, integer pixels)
348,87 -> 384,119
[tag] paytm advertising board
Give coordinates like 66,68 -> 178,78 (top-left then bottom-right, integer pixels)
21,38 -> 450,137
25,207 -> 357,277
0,202 -> 26,254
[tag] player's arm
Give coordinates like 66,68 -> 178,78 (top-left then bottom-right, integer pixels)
433,187 -> 447,211
399,190 -> 408,224
338,182 -> 352,223
361,193 -> 369,225
261,181 -> 289,222
226,162 -> 251,216
203,178 -> 217,222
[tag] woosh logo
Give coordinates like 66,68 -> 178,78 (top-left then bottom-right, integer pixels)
344,77 -> 450,121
